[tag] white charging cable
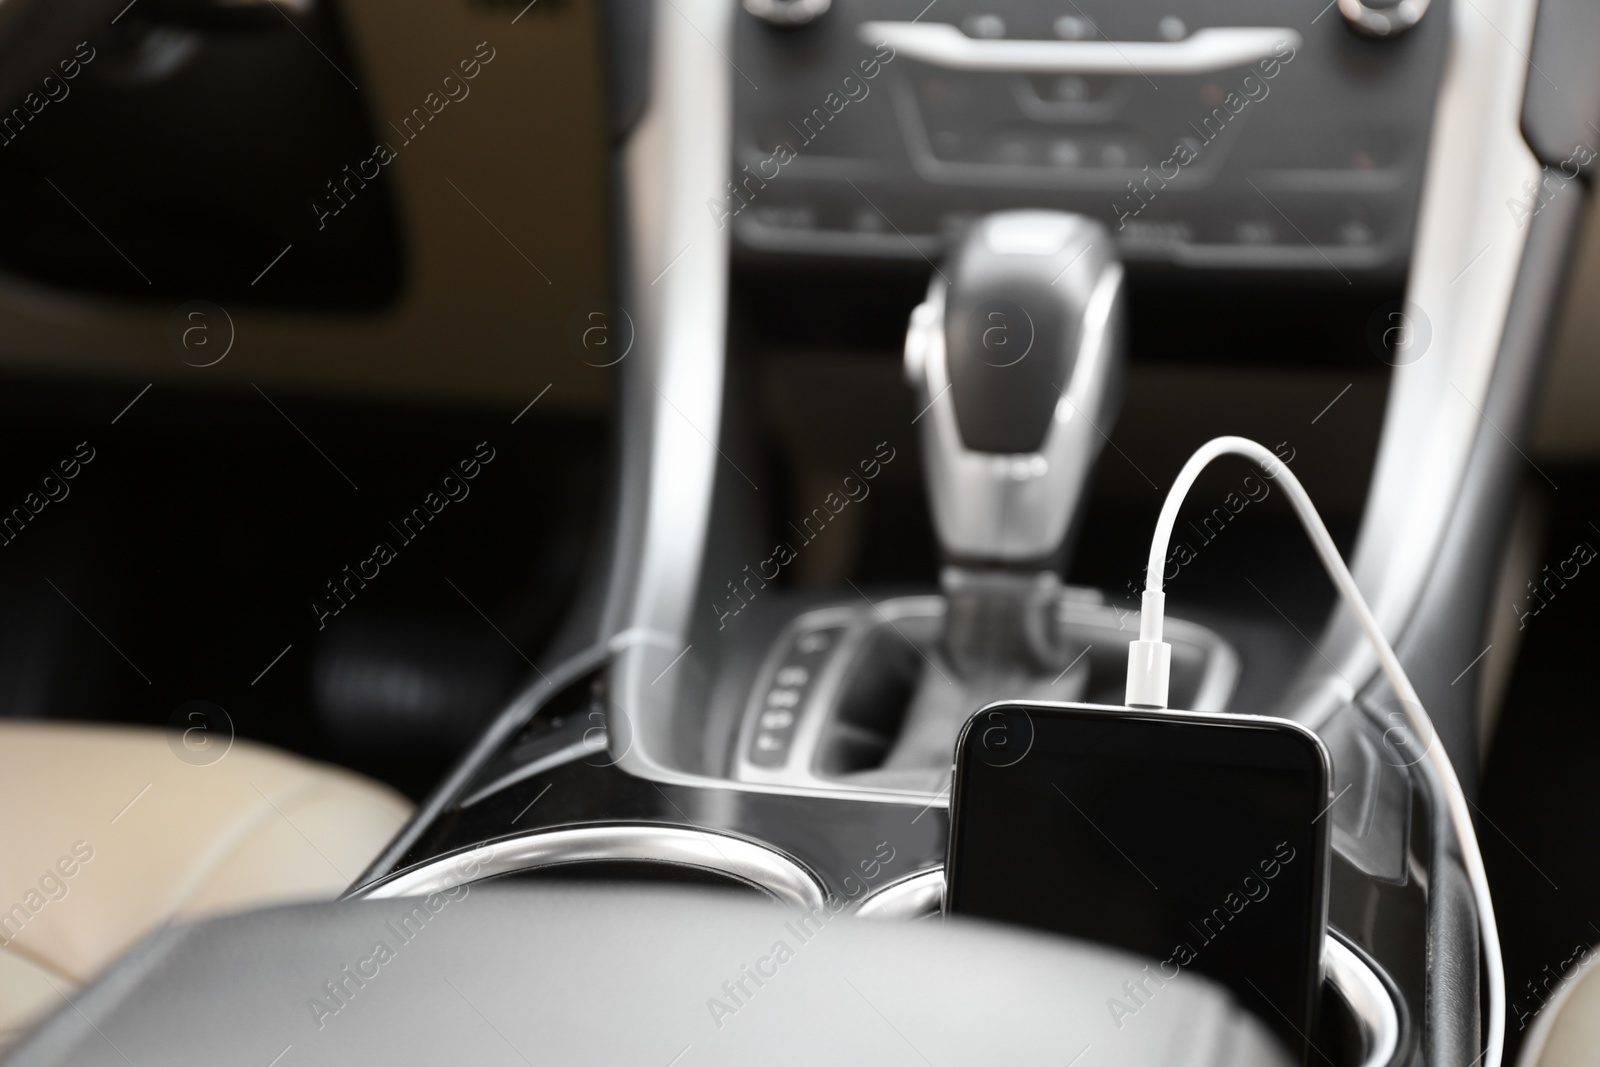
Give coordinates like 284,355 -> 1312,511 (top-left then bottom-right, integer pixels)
1124,435 -> 1504,1067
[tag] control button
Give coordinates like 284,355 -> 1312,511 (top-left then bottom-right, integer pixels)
1340,220 -> 1375,246
993,137 -> 1033,166
1053,15 -> 1093,39
746,624 -> 844,768
1119,219 -> 1195,245
1338,0 -> 1431,38
1048,140 -> 1083,167
767,687 -> 802,708
752,205 -> 816,231
1019,74 -> 1122,117
1234,221 -> 1275,245
742,0 -> 830,27
1157,16 -> 1187,41
795,629 -> 834,654
1043,75 -> 1091,104
962,14 -> 1005,39
853,208 -> 886,234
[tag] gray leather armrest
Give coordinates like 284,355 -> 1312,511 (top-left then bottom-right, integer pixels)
4,884 -> 1294,1067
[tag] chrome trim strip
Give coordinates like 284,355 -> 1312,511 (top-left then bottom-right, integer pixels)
853,867 -> 944,919
597,0 -> 999,807
857,869 -> 1400,1067
1326,937 -> 1402,1067
358,825 -> 827,912
604,0 -> 767,795
856,23 -> 1301,76
615,0 -> 732,652
1291,0 -> 1542,728
743,0 -> 828,26
1337,0 -> 1432,38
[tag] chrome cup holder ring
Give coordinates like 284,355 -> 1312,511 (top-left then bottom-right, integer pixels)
357,824 -> 827,912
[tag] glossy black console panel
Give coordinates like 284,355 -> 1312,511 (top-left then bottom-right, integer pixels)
383,668 -> 948,904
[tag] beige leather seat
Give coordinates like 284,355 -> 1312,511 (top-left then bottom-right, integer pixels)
0,721 -> 411,1049
1517,947 -> 1600,1067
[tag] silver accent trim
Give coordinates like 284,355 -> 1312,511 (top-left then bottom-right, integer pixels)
743,0 -> 829,27
601,0 -> 854,804
358,825 -> 827,912
1326,938 -> 1402,1067
1291,0 -> 1543,727
856,869 -> 1401,1067
853,867 -> 944,918
604,0 -> 734,662
595,8 -> 1029,808
906,248 -> 1124,562
857,22 -> 1301,75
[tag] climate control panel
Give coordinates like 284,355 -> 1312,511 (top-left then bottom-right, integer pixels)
727,0 -> 1449,276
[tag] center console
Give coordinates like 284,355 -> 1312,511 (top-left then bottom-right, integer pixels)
341,0 -> 1579,1065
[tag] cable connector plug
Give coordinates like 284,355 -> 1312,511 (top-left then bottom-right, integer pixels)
1124,589 -> 1170,708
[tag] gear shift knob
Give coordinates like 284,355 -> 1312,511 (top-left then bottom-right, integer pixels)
905,211 -> 1125,566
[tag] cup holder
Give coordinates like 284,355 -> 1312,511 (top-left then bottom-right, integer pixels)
856,868 -> 1403,1067
358,824 -> 827,912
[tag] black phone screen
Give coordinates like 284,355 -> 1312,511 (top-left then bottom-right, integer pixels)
947,702 -> 1331,1061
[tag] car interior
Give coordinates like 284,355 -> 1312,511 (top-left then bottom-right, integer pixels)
1,0 -> 1598,1064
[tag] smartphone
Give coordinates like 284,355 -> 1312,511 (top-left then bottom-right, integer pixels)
946,701 -> 1331,1062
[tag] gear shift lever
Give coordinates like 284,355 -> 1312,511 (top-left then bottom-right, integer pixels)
905,210 -> 1125,566
870,211 -> 1125,786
